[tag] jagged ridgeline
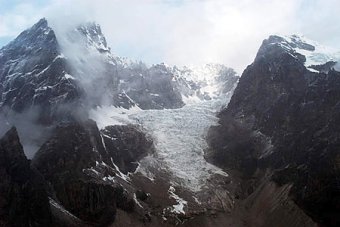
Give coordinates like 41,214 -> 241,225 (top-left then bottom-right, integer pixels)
207,35 -> 340,227
0,18 -> 237,124
0,17 -> 339,227
0,18 -> 239,227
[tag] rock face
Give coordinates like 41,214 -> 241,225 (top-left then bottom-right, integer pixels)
0,19 -> 80,123
101,125 -> 154,174
207,35 -> 340,226
0,19 -> 239,120
0,18 -> 240,227
0,128 -> 52,226
6,17 -> 338,226
114,63 -> 185,109
32,120 -> 153,226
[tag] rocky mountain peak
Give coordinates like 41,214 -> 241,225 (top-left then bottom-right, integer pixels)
76,22 -> 109,53
0,18 -> 79,120
2,18 -> 58,55
0,127 -> 53,226
257,34 -> 340,73
0,127 -> 25,164
208,34 -> 340,227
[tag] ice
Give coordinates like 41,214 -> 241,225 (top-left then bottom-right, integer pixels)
92,95 -> 231,192
129,98 -> 229,191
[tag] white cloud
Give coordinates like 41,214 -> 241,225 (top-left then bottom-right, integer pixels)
1,0 -> 339,73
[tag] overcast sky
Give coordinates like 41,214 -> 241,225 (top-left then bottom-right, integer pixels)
0,0 -> 339,73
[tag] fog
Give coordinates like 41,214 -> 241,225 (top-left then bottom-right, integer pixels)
335,62 -> 340,72
50,21 -> 115,107
0,107 -> 53,159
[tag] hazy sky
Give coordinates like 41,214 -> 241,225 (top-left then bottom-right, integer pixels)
0,0 -> 339,73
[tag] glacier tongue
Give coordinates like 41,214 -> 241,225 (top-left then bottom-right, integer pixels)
131,98 -> 229,192
91,94 -> 232,192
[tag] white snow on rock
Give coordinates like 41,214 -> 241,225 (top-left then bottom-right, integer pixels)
133,193 -> 143,208
90,105 -> 141,128
277,34 -> 340,71
168,185 -> 187,214
110,158 -> 130,182
172,64 -> 238,103
49,197 -> 79,219
64,73 -> 75,80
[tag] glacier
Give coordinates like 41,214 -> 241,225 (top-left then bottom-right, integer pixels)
90,89 -> 233,192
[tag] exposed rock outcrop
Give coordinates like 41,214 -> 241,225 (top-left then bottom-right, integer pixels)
31,120 -> 156,226
0,18 -> 81,124
207,35 -> 340,226
0,128 -> 52,226
101,124 -> 154,174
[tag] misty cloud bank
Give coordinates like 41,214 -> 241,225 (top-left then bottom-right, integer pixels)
0,108 -> 53,159
51,21 -> 116,107
335,62 -> 340,72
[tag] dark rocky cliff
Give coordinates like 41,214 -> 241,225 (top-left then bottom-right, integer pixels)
0,128 -> 53,226
0,18 -> 80,123
32,120 -> 154,226
207,35 -> 340,226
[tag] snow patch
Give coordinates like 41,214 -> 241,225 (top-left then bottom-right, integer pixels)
102,175 -> 115,183
49,197 -> 78,219
111,158 -> 130,182
133,193 -> 143,208
193,196 -> 202,205
64,73 -> 75,80
89,105 -> 141,128
53,53 -> 65,62
278,34 -> 340,69
168,185 -> 187,214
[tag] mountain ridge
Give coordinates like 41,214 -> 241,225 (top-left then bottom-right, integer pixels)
0,17 -> 339,227
207,33 -> 340,227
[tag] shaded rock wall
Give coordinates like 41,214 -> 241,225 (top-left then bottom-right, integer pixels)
207,36 -> 340,226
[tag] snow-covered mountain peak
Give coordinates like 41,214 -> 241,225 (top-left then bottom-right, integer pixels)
1,18 -> 57,54
267,34 -> 340,72
172,63 -> 238,103
77,22 -> 109,53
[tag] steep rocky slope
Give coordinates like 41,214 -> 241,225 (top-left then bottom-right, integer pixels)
207,35 -> 340,227
0,18 -> 239,226
0,128 -> 53,226
4,17 -> 338,227
0,19 -> 215,123
31,120 -> 155,226
0,19 -> 80,123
